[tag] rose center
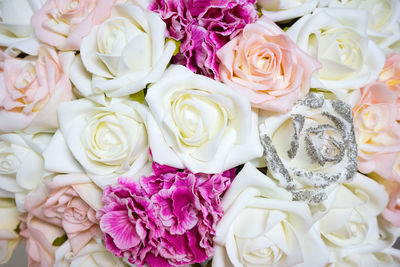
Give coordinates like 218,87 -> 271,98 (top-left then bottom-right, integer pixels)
96,17 -> 141,56
170,90 -> 226,147
84,112 -> 130,166
0,141 -> 19,174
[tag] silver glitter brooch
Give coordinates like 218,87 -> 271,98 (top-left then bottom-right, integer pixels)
259,93 -> 357,205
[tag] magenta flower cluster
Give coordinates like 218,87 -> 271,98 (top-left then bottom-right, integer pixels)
150,0 -> 258,78
98,162 -> 236,267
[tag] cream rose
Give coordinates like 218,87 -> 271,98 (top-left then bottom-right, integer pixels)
319,173 -> 395,261
54,239 -> 128,267
43,98 -> 151,187
317,173 -> 393,263
0,0 -> 43,56
258,0 -> 326,22
71,0 -> 175,103
328,0 -> 400,55
328,248 -> 400,267
213,162 -> 329,267
0,198 -> 21,264
0,46 -> 74,133
145,65 -> 263,174
287,8 -> 385,98
259,93 -> 358,204
0,132 -> 51,211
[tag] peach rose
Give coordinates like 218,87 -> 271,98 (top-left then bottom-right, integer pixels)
217,16 -> 320,113
31,0 -> 121,51
24,174 -> 103,255
0,46 -> 73,133
19,213 -> 64,267
353,81 -> 400,181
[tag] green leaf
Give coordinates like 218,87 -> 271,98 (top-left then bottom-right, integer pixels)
167,38 -> 181,56
52,233 -> 68,246
13,221 -> 21,234
129,90 -> 145,103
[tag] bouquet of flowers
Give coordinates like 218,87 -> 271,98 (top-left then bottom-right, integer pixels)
1,0 -> 400,266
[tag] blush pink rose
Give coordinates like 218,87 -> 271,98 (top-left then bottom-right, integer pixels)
19,213 -> 64,267
382,180 -> 400,227
24,174 -> 103,255
217,16 -> 320,113
379,53 -> 400,118
353,82 -> 400,181
31,0 -> 121,51
0,46 -> 72,133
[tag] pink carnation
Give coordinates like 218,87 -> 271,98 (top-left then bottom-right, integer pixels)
98,162 -> 235,266
150,0 -> 258,78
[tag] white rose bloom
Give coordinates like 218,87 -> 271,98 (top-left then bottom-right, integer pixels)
145,65 -> 263,174
258,0 -> 328,22
71,0 -> 175,104
55,240 -> 128,267
287,8 -> 385,99
0,133 -> 51,211
318,173 -> 393,263
328,248 -> 400,267
259,93 -> 358,204
213,162 -> 329,267
0,0 -> 43,56
328,0 -> 400,55
43,98 -> 152,188
0,198 -> 21,264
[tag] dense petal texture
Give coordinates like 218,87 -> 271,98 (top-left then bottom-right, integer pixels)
353,80 -> 400,181
0,46 -> 73,133
150,0 -> 258,78
213,162 -> 329,267
98,161 -> 235,266
24,174 -> 103,255
287,8 -> 385,99
31,0 -> 119,51
145,65 -> 263,174
73,1 -> 175,102
217,16 -> 321,112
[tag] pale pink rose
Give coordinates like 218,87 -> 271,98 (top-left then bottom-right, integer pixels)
0,46 -> 72,132
31,0 -> 121,51
24,174 -> 103,255
19,213 -> 64,267
353,82 -> 400,181
217,16 -> 320,113
382,179 -> 400,227
379,53 -> 400,119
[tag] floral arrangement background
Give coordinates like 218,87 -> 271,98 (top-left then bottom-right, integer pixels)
1,0 -> 400,266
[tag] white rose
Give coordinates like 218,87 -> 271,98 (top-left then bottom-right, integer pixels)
213,162 -> 329,267
0,133 -> 51,211
328,0 -> 400,55
259,93 -> 358,204
43,98 -> 152,188
317,173 -> 392,263
145,65 -> 263,174
71,1 -> 175,104
0,0 -> 43,56
287,8 -> 385,99
0,198 -> 21,264
258,0 -> 327,22
328,247 -> 400,267
55,239 -> 128,267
